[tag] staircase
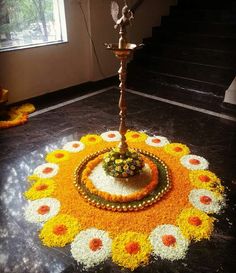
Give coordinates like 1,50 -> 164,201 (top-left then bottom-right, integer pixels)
127,0 -> 236,109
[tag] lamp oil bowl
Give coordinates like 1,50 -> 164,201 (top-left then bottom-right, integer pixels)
103,148 -> 144,178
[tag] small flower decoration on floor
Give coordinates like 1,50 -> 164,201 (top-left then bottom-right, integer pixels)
33,163 -> 59,179
101,130 -> 121,142
39,214 -> 81,247
23,130 -> 226,271
24,197 -> 60,223
46,150 -> 70,163
126,130 -> 147,142
80,134 -> 102,145
189,170 -> 224,193
149,224 -> 189,261
71,228 -> 112,269
63,141 -> 85,153
145,135 -> 170,147
112,232 -> 152,271
180,154 -> 209,170
164,143 -> 190,157
24,178 -> 56,200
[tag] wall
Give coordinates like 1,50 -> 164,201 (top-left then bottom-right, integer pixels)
224,77 -> 236,105
0,0 -> 176,103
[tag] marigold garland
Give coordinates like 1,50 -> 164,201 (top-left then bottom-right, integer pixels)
23,131 -> 226,271
0,103 -> 35,129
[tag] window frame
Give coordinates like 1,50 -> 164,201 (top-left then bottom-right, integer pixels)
0,0 -> 68,53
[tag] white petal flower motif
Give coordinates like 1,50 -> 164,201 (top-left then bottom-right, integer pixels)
149,224 -> 189,261
33,163 -> 59,178
101,131 -> 121,142
24,197 -> 60,223
180,154 -> 209,170
189,189 -> 225,214
63,141 -> 85,153
145,136 -> 170,147
71,228 -> 112,269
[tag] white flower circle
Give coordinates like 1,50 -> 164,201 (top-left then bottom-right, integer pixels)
63,141 -> 85,153
71,228 -> 112,269
24,197 -> 60,223
33,163 -> 59,178
145,136 -> 170,147
180,155 -> 209,170
149,224 -> 189,261
189,189 -> 225,214
101,131 -> 121,142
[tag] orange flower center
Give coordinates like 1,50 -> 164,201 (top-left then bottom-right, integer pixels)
152,138 -> 161,143
55,153 -> 64,158
173,147 -> 183,152
88,137 -> 96,142
42,167 -> 53,174
108,133 -> 116,138
35,184 -> 48,191
200,195 -> 212,205
198,175 -> 210,182
89,238 -> 103,251
72,143 -> 80,148
188,216 -> 202,226
162,234 -> 176,247
189,159 -> 200,165
132,134 -> 140,139
125,241 -> 140,255
53,224 -> 67,235
37,205 -> 50,215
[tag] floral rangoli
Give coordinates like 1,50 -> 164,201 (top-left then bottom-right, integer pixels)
24,130 -> 225,271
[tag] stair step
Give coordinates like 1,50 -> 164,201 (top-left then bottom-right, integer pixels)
137,43 -> 236,68
161,17 -> 236,36
128,63 -> 227,97
131,56 -> 235,86
169,7 -> 236,23
151,29 -> 236,51
178,0 -> 234,9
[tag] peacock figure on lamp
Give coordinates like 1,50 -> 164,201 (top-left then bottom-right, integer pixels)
103,1 -> 144,178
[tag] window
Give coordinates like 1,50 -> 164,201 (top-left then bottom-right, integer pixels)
0,0 -> 67,51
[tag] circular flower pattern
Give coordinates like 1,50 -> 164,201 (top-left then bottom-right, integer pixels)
149,224 -> 189,261
24,198 -> 60,223
24,178 -> 56,200
189,189 -> 225,214
46,150 -> 70,163
63,141 -> 85,153
164,143 -> 190,157
80,134 -> 102,145
101,131 -> 121,142
112,232 -> 152,271
71,228 -> 112,269
189,170 -> 224,193
23,131 -> 226,271
180,155 -> 209,170
33,163 -> 59,178
145,135 -> 170,147
177,208 -> 214,241
126,131 -> 147,142
39,214 -> 81,247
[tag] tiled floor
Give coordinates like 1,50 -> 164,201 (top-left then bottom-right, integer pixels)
0,87 -> 236,273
